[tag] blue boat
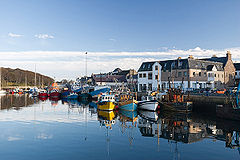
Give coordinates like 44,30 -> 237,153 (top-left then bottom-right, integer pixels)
61,91 -> 70,98
67,93 -> 78,100
118,99 -> 138,111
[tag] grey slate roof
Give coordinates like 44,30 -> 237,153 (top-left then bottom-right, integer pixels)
201,57 -> 228,66
138,61 -> 158,72
234,63 -> 240,71
138,58 -> 224,72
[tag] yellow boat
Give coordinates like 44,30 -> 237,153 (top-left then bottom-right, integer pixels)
97,101 -> 115,111
97,94 -> 116,111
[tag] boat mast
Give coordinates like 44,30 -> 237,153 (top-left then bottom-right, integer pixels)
85,52 -> 87,84
34,64 -> 37,87
25,73 -> 27,89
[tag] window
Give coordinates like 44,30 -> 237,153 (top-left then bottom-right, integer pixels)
155,75 -> 158,80
148,64 -> 151,69
222,74 -> 223,78
236,72 -> 238,76
143,84 -> 147,91
148,83 -> 152,91
204,72 -> 206,77
155,66 -> 158,70
143,64 -> 146,69
139,84 -> 142,91
184,71 -> 187,77
148,73 -> 152,80
199,72 -> 201,76
215,74 -> 216,77
143,73 -> 146,78
218,74 -> 219,78
139,74 -> 142,78
178,72 -> 182,77
193,72 -> 195,76
208,73 -> 210,77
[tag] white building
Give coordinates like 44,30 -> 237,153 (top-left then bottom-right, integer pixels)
137,62 -> 161,92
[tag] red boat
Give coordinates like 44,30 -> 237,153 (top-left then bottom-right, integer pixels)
49,89 -> 60,98
39,90 -> 48,98
49,83 -> 60,98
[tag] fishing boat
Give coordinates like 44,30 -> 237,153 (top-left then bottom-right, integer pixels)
30,87 -> 39,97
118,94 -> 138,111
49,89 -> 60,98
39,89 -> 48,98
160,88 -> 192,112
138,96 -> 160,111
67,92 -> 78,100
49,83 -> 60,98
60,88 -> 70,98
97,94 -> 116,111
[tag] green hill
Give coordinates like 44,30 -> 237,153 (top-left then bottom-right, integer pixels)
1,67 -> 54,87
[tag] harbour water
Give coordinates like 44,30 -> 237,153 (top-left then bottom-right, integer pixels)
0,94 -> 239,160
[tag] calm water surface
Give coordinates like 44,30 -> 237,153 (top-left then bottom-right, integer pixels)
0,95 -> 239,160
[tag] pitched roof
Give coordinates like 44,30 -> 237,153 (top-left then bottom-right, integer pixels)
201,57 -> 228,66
138,58 -> 224,72
234,63 -> 240,70
138,61 -> 158,72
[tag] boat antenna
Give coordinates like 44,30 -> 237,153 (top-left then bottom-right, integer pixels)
85,52 -> 88,80
34,64 -> 37,87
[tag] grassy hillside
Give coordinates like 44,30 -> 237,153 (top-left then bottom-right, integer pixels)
1,67 -> 54,87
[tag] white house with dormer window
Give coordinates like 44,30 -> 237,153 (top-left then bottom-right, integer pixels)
137,61 -> 162,92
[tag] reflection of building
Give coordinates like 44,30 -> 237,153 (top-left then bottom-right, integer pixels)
160,119 -> 207,143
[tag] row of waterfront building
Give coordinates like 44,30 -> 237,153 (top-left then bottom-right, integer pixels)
77,51 -> 240,92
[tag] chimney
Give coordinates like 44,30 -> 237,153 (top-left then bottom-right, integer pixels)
212,54 -> 217,58
226,51 -> 231,60
188,55 -> 194,59
177,57 -> 182,60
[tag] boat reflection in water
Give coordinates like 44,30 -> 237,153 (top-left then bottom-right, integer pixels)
98,110 -> 117,129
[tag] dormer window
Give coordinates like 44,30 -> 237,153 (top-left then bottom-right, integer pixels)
148,64 -> 151,69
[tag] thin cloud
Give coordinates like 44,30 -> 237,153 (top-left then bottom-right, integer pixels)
8,32 -> 23,38
0,47 -> 239,80
35,34 -> 54,39
109,38 -> 116,42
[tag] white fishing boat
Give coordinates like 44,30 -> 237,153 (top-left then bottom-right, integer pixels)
138,96 -> 159,111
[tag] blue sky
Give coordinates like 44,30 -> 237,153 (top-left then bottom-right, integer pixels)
0,0 -> 239,79
0,0 -> 239,51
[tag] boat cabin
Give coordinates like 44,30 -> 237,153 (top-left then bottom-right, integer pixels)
99,94 -> 115,102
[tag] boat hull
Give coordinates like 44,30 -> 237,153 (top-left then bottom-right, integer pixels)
119,100 -> 138,111
61,91 -> 70,98
138,100 -> 159,111
160,101 -> 192,112
67,94 -> 78,100
39,93 -> 48,97
98,101 -> 115,111
50,92 -> 60,98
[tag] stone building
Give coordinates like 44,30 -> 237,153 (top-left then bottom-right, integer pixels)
137,51 -> 235,92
